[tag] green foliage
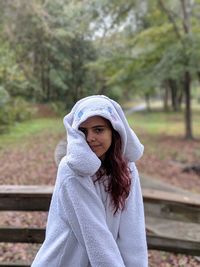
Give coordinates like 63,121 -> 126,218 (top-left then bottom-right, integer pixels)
0,41 -> 28,97
0,105 -> 13,133
10,97 -> 37,122
1,0 -> 200,112
153,34 -> 200,84
105,86 -> 124,101
50,101 -> 67,116
0,0 -> 99,104
0,86 -> 12,133
0,96 -> 36,134
0,86 -> 10,107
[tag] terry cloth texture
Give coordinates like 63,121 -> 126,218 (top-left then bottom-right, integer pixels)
31,95 -> 148,267
63,95 -> 144,176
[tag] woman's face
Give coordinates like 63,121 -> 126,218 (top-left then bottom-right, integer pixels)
79,116 -> 112,160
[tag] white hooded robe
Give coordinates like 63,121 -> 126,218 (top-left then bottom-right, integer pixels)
31,95 -> 148,267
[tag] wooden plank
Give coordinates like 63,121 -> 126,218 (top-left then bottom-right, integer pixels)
144,202 -> 200,223
146,216 -> 200,242
0,186 -> 199,205
143,188 -> 200,207
1,186 -> 200,205
0,227 -> 45,243
147,233 -> 200,256
0,185 -> 199,264
0,186 -> 199,221
0,185 -> 53,196
0,262 -> 30,267
143,188 -> 200,223
0,186 -> 199,224
0,227 -> 200,256
0,197 -> 50,211
0,186 -> 53,211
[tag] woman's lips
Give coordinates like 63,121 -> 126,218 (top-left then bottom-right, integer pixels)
90,144 -> 101,150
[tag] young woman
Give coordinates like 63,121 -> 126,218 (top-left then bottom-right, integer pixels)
31,95 -> 148,267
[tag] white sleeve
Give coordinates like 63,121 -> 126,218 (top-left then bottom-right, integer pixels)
117,163 -> 148,267
58,168 -> 126,267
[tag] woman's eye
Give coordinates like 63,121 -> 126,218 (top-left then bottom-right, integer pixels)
95,128 -> 104,133
79,128 -> 87,135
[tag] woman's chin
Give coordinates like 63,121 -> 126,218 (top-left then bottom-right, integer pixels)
98,153 -> 106,160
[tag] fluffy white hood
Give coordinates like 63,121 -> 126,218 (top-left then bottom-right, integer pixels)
63,95 -> 144,176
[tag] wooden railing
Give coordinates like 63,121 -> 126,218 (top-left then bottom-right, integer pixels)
0,185 -> 200,267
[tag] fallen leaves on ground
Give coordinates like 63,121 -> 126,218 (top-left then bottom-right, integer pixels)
137,134 -> 200,194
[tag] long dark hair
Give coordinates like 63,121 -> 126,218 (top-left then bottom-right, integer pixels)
95,126 -> 131,214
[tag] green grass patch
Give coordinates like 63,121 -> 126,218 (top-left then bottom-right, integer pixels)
127,109 -> 200,137
1,107 -> 199,149
0,117 -> 65,148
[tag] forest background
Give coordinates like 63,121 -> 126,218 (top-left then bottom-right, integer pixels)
0,0 -> 200,139
0,0 -> 200,266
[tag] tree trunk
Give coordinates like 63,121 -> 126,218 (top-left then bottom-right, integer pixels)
145,93 -> 151,111
41,61 -> 46,101
178,88 -> 183,109
168,79 -> 179,111
46,50 -> 51,101
181,0 -> 193,139
46,65 -> 51,101
197,71 -> 200,83
163,83 -> 169,112
159,0 -> 194,138
184,71 -> 193,139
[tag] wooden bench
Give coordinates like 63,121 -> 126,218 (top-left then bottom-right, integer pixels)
0,185 -> 200,267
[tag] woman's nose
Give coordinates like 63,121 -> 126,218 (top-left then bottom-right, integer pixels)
86,131 -> 95,142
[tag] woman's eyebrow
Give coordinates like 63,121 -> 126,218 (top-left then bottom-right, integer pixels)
91,125 -> 106,128
79,125 -> 106,130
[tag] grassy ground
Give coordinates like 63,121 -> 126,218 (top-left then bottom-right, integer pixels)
1,105 -> 200,145
0,117 -> 65,149
127,109 -> 200,137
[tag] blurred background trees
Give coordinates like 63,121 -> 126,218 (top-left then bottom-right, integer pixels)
0,0 -> 200,138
